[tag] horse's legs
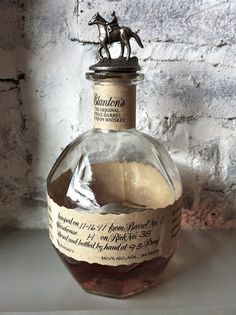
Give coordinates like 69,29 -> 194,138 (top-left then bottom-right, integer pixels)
120,42 -> 125,58
124,39 -> 131,60
98,45 -> 103,60
103,43 -> 111,59
120,30 -> 131,60
98,43 -> 111,60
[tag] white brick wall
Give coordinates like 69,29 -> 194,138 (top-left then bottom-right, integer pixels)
0,0 -> 235,229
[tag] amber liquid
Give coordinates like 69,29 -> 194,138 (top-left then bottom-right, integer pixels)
57,248 -> 171,298
48,162 -> 181,297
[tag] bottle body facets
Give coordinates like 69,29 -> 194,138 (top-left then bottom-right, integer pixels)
47,72 -> 182,298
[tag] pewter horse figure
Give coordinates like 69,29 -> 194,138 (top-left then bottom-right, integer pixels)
88,13 -> 143,60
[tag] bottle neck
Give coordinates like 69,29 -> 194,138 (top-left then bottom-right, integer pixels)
93,81 -> 136,131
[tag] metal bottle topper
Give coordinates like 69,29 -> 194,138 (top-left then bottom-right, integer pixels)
88,11 -> 143,73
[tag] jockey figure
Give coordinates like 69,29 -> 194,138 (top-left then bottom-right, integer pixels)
107,11 -> 119,33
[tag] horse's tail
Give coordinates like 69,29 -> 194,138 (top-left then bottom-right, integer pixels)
131,31 -> 144,48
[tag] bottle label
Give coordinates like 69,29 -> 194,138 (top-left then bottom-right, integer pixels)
93,83 -> 136,130
47,194 -> 181,266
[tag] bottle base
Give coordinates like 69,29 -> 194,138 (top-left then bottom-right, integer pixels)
55,247 -> 171,298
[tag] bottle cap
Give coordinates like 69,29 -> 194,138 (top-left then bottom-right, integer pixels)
87,12 -> 143,73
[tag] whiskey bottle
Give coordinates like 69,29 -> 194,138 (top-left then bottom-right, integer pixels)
47,12 -> 182,298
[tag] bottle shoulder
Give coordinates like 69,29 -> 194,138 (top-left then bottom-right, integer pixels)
47,128 -> 182,210
58,128 -> 173,169
66,128 -> 163,151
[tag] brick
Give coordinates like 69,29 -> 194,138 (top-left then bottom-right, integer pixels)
75,0 -> 236,45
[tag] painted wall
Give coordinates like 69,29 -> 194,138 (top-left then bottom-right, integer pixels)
0,0 -> 235,229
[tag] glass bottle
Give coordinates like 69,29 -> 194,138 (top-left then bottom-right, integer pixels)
47,14 -> 182,298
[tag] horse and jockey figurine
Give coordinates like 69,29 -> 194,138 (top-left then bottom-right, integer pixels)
88,11 -> 143,60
